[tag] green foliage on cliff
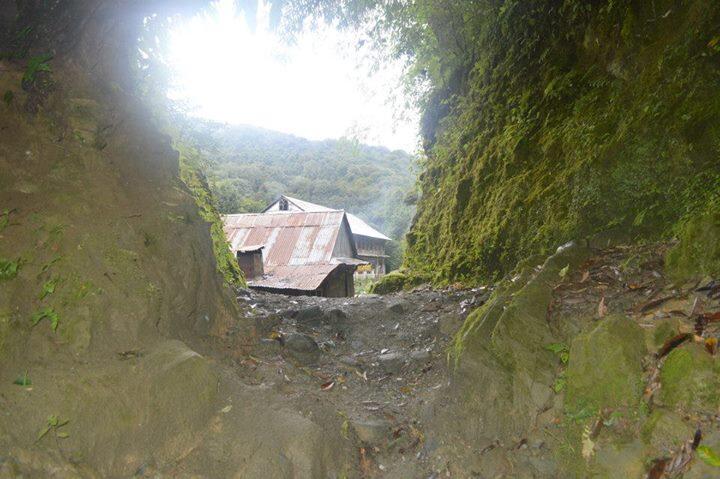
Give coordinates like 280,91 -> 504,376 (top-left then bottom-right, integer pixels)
177,144 -> 246,288
383,0 -> 720,284
666,195 -> 720,281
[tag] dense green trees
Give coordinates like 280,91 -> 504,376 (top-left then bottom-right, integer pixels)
178,120 -> 417,243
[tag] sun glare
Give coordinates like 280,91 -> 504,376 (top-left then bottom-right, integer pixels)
166,0 -> 418,152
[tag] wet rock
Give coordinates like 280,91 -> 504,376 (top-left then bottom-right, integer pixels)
296,306 -> 326,326
339,355 -> 360,367
377,351 -> 406,374
409,349 -> 431,362
283,332 -> 320,364
326,308 -> 351,337
256,313 -> 281,334
326,309 -> 348,321
279,308 -> 298,319
351,418 -> 390,445
387,301 -> 408,314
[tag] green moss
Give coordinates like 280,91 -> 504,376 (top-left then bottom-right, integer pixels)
566,315 -> 646,412
403,0 -> 720,285
177,145 -> 245,288
369,271 -> 409,294
665,199 -> 720,282
451,241 -> 588,366
641,410 -> 693,453
652,318 -> 682,347
660,344 -> 720,413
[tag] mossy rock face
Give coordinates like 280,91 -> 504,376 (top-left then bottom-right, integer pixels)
660,344 -> 720,414
436,242 -> 590,452
402,0 -> 720,285
666,201 -> 720,282
566,315 -> 646,411
641,409 -> 694,454
592,440 -> 646,479
652,318 -> 684,348
369,271 -> 414,295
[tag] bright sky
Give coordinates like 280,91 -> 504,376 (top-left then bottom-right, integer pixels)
165,0 -> 419,152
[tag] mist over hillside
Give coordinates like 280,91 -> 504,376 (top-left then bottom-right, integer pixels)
180,120 -> 417,242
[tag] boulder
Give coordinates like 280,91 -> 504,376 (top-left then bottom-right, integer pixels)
377,351 -> 406,374
660,343 -> 720,414
641,409 -> 694,454
566,315 -> 646,411
296,306 -> 326,325
351,418 -> 390,445
283,332 -> 321,365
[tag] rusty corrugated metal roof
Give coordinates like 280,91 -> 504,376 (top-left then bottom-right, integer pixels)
263,195 -> 392,241
223,211 -> 361,291
248,263 -> 342,291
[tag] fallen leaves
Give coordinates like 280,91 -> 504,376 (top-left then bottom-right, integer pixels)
656,333 -> 692,359
647,458 -> 669,479
597,296 -> 607,318
638,293 -> 677,314
697,445 -> 720,467
646,429 -> 702,478
705,337 -> 717,355
320,380 -> 335,391
359,447 -> 373,477
581,425 -> 595,461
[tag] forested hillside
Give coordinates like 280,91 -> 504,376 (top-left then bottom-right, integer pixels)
180,120 -> 416,241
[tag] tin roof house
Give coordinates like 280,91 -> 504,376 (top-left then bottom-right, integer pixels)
222,210 -> 365,297
264,195 -> 391,278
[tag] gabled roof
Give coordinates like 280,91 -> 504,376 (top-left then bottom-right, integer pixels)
223,210 -> 360,291
263,195 -> 392,241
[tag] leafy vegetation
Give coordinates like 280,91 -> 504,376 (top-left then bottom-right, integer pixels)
177,143 -> 246,288
287,0 -> 720,285
22,53 -> 53,85
13,371 -> 31,387
0,258 -> 19,281
698,445 -> 720,467
37,415 -> 69,441
178,120 -> 416,242
395,0 -> 720,284
31,307 -> 60,332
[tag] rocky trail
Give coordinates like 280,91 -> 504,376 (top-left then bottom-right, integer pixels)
3,241 -> 720,478
160,242 -> 720,478
205,286 -> 490,478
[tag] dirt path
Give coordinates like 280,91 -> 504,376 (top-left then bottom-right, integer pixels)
214,286 -> 490,477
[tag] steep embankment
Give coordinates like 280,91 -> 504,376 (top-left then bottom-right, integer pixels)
400,0 -> 720,286
0,3 -> 351,477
